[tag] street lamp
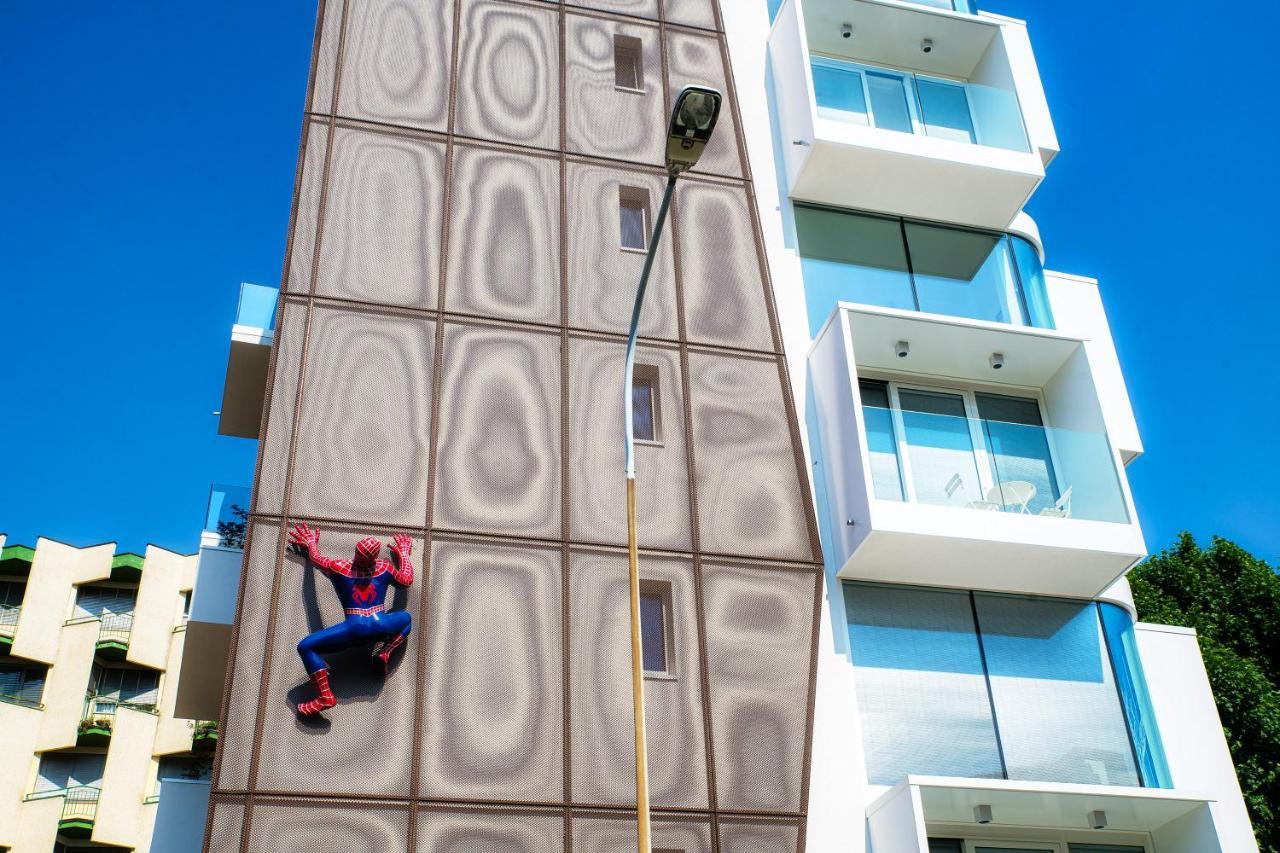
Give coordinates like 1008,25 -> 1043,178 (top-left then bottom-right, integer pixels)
623,84 -> 722,853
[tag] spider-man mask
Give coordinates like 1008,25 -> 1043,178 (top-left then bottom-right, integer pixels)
354,536 -> 381,569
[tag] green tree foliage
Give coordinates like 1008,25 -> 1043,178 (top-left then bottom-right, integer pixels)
1129,533 -> 1280,851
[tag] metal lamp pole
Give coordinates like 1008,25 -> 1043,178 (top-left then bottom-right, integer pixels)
622,85 -> 723,853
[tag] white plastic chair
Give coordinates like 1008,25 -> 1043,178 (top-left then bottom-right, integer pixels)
1039,485 -> 1073,518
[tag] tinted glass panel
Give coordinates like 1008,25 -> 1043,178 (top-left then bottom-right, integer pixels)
843,583 -> 1003,784
795,206 -> 913,334
976,393 -> 1058,514
867,72 -> 913,133
918,78 -> 975,143
898,389 -> 984,507
1100,604 -> 1173,788
812,63 -> 868,122
927,841 -> 964,853
974,594 -> 1140,786
905,224 -> 1023,324
632,374 -> 657,443
859,381 -> 904,501
640,590 -> 667,673
1012,236 -> 1054,329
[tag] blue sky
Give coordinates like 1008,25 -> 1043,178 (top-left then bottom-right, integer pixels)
1,2 -> 1276,562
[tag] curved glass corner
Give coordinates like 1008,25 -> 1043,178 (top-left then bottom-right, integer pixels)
1100,603 -> 1174,788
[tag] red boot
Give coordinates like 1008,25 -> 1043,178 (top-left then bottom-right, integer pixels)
373,633 -> 407,676
297,668 -> 337,716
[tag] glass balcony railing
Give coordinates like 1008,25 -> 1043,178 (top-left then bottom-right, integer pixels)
795,205 -> 1052,336
235,282 -> 278,332
205,483 -> 251,549
905,0 -> 975,13
862,406 -> 1130,524
811,56 -> 1029,153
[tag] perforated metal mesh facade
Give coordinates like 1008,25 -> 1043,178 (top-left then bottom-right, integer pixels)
208,1 -> 821,850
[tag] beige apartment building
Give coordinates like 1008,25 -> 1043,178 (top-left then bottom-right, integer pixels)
0,534 -> 210,853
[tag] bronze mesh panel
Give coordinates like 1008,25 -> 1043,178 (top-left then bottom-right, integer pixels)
718,817 -> 801,853
314,127 -> 446,309
214,1 -> 824,850
571,811 -> 713,853
565,162 -> 678,340
664,0 -> 719,31
338,0 -> 452,130
688,352 -> 814,561
454,0 -> 560,148
568,337 -> 691,550
566,0 -> 659,21
309,0 -> 345,115
569,551 -> 708,808
206,800 -> 245,850
289,305 -> 434,527
285,122 -> 328,296
255,299 -> 308,515
216,521 -> 280,791
420,539 -> 564,802
703,562 -> 816,813
254,524 -> 424,796
678,181 -> 774,353
416,805 -> 566,852
247,801 -> 411,852
564,14 -> 665,165
665,30 -> 741,179
432,323 -> 561,539
445,144 -> 561,325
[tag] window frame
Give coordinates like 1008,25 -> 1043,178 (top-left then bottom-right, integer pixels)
809,53 -> 981,143
618,185 -> 652,254
638,578 -> 676,680
613,34 -> 645,94
861,374 -> 1065,511
631,363 -> 663,446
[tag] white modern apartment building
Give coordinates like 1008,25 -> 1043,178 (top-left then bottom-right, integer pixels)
724,0 -> 1259,851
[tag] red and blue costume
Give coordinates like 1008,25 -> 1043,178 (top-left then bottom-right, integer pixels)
288,523 -> 414,716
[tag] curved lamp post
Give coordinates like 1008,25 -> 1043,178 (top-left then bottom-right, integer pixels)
623,85 -> 722,853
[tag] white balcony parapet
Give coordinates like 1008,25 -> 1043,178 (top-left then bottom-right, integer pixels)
218,282 -> 277,439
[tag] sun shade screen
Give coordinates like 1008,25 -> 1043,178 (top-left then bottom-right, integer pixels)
75,586 -> 136,618
0,664 -> 44,705
974,594 -> 1140,786
37,753 -> 106,791
843,583 -> 1003,784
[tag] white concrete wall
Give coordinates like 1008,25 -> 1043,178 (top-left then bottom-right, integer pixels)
1136,623 -> 1259,852
1045,271 -> 1144,461
129,545 -> 198,671
12,538 -> 113,664
0,702 -> 43,850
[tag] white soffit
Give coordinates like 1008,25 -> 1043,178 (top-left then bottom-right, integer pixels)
804,0 -> 997,78
845,305 -> 1081,388
911,776 -> 1212,834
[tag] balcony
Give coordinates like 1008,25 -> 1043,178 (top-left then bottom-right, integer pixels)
58,786 -> 100,839
769,0 -> 1058,229
201,483 -> 251,550
95,613 -> 133,660
218,282 -> 277,438
25,786 -> 102,839
808,305 -> 1145,599
0,603 -> 18,651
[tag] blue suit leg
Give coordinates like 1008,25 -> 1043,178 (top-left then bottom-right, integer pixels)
378,609 -> 412,643
297,621 -> 355,674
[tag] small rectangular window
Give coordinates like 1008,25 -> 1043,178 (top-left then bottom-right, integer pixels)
614,35 -> 643,91
639,580 -> 673,676
619,186 -> 650,252
632,364 -> 661,444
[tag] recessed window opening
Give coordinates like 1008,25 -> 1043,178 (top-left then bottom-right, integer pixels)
639,579 -> 674,676
619,186 -> 651,252
614,34 -> 644,92
632,363 -> 662,444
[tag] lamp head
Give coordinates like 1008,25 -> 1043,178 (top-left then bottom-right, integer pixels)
666,85 -> 723,176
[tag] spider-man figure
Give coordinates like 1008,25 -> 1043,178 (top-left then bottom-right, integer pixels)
287,522 -> 414,716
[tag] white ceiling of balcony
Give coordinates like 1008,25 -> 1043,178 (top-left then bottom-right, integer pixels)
845,305 -> 1082,389
804,0 -> 998,79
